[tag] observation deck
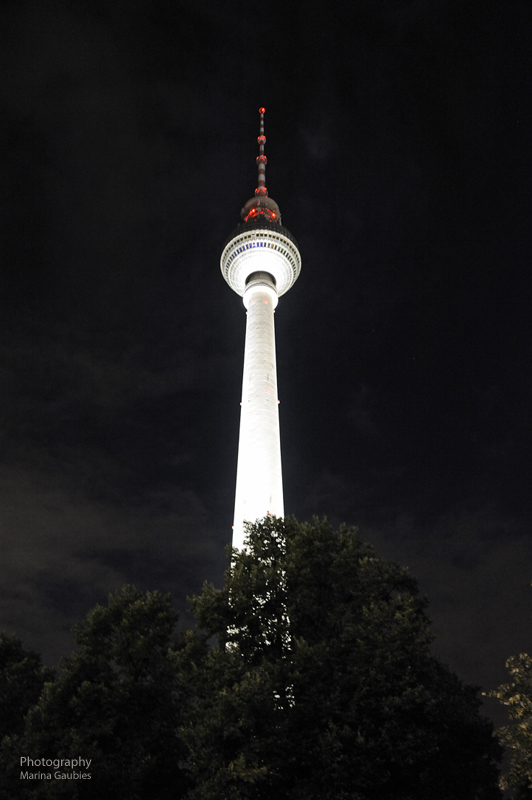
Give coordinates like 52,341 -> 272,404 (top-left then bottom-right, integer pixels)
220,221 -> 301,298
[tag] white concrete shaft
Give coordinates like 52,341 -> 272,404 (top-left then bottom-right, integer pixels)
233,286 -> 283,550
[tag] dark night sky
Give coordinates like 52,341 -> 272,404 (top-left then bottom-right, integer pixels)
0,0 -> 531,727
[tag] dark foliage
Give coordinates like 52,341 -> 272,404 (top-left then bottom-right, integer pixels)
182,516 -> 503,800
0,520 -> 503,800
0,633 -> 53,743
1,586 -> 187,800
0,633 -> 54,798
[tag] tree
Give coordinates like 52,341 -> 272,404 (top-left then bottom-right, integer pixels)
489,653 -> 532,793
3,585 -> 188,800
0,633 -> 54,798
181,516 -> 502,800
0,632 -> 54,742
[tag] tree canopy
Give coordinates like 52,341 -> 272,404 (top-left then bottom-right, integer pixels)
0,632 -> 53,743
2,585 -> 187,800
0,519 -> 503,799
489,652 -> 532,794
0,632 -> 54,798
181,516 -> 502,800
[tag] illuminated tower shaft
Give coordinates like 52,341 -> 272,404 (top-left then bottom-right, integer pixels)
234,278 -> 282,550
221,109 -> 301,550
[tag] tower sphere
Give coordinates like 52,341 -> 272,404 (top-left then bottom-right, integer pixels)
221,221 -> 301,298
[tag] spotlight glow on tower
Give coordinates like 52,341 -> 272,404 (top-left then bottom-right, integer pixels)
221,108 -> 301,550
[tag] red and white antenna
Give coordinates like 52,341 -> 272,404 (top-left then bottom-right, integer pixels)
240,107 -> 280,224
255,107 -> 268,197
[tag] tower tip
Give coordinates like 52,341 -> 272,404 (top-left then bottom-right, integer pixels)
240,107 -> 281,225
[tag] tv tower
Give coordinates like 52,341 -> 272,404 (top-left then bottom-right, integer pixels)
221,108 -> 301,550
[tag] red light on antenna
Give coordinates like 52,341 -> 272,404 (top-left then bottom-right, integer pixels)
259,107 -> 265,114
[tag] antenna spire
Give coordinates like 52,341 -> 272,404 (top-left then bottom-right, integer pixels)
255,107 -> 268,197
240,107 -> 281,225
